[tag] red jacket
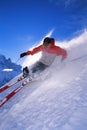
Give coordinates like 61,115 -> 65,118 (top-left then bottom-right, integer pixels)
27,41 -> 67,58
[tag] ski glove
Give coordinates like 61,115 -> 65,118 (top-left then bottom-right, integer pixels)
20,52 -> 27,58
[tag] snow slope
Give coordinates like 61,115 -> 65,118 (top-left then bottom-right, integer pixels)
0,30 -> 87,130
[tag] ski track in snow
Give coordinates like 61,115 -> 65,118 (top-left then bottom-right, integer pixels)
0,31 -> 87,130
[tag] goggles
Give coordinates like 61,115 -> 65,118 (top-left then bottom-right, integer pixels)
43,42 -> 51,46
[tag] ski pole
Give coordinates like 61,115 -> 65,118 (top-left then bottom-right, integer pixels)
15,58 -> 21,64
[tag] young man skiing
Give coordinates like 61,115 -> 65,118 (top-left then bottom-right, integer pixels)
20,37 -> 67,78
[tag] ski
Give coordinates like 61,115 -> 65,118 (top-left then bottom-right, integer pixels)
0,78 -> 29,107
0,76 -> 24,93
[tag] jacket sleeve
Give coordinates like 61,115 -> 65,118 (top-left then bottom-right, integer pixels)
61,48 -> 67,58
27,45 -> 42,55
55,46 -> 67,58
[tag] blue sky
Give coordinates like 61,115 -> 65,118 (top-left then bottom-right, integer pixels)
0,0 -> 87,63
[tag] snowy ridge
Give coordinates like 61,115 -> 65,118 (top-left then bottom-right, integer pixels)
0,54 -> 22,87
0,30 -> 87,130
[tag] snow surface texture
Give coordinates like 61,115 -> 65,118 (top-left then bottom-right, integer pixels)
0,30 -> 87,130
0,55 -> 22,87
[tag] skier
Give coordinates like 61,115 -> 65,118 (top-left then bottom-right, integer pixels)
20,37 -> 67,78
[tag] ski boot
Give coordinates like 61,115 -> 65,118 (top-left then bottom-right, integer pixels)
23,67 -> 33,81
23,66 -> 29,78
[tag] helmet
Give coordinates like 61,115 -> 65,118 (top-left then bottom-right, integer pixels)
43,37 -> 55,46
43,37 -> 51,46
43,37 -> 51,43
